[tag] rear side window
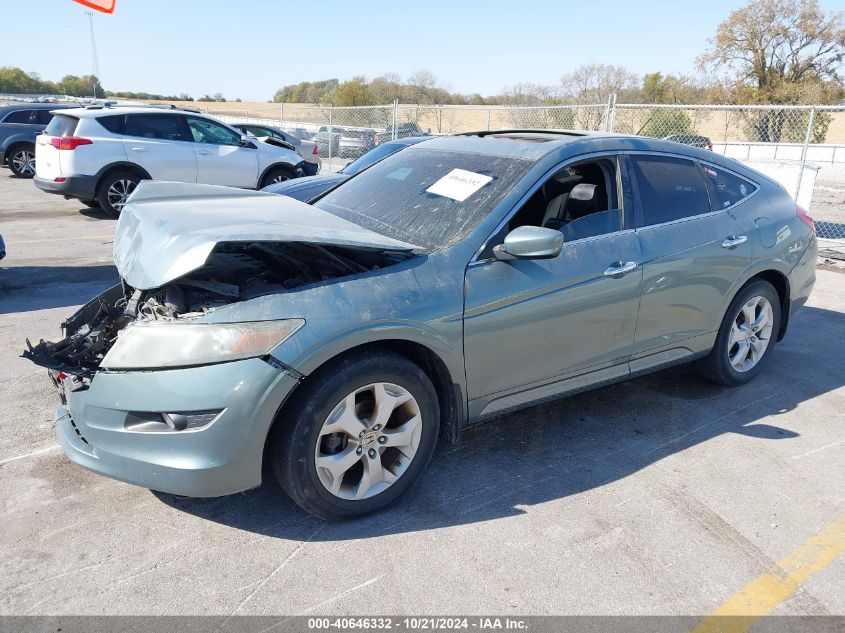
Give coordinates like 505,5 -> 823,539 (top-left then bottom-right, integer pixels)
630,155 -> 710,226
3,109 -> 34,124
701,164 -> 757,210
44,114 -> 79,137
98,115 -> 126,135
33,110 -> 55,125
125,113 -> 185,141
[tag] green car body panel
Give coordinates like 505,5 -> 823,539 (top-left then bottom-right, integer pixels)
27,132 -> 816,498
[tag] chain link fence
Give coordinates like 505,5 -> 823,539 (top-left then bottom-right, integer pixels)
612,104 -> 845,244
199,99 -> 844,245
3,93 -> 842,246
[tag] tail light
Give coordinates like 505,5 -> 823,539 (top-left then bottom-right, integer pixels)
707,142 -> 713,151
313,145 -> 319,155
796,204 -> 815,233
50,137 -> 92,151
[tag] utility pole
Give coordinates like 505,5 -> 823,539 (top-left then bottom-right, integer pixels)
86,11 -> 101,98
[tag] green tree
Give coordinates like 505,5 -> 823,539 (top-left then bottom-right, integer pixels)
333,76 -> 371,106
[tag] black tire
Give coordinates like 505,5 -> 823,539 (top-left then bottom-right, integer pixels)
272,349 -> 439,520
96,171 -> 141,217
696,279 -> 781,386
82,199 -> 100,209
260,165 -> 295,188
7,143 -> 36,178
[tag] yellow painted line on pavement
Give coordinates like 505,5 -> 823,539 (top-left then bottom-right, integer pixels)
14,235 -> 113,244
691,514 -> 845,633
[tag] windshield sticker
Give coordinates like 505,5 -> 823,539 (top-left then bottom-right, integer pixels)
426,169 -> 493,202
386,167 -> 413,181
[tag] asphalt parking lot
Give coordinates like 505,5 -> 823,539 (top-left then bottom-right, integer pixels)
1,172 -> 843,617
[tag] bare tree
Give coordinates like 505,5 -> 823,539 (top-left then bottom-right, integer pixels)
559,64 -> 639,104
558,64 -> 638,129
498,82 -> 558,105
404,69 -> 439,104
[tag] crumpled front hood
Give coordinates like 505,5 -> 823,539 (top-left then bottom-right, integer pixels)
113,181 -> 420,290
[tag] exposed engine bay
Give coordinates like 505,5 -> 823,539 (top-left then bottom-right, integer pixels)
23,241 -> 409,375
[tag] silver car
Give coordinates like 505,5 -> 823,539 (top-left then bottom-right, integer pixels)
25,131 -> 817,519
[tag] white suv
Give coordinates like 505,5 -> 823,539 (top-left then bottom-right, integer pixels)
34,106 -> 307,216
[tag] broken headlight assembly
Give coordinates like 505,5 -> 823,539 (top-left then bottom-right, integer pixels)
100,319 -> 305,370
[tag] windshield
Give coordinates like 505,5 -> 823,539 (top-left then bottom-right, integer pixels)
45,114 -> 78,137
341,143 -> 405,176
315,148 -> 531,250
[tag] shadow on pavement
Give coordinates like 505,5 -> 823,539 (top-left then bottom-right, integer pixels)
156,304 -> 844,542
0,264 -> 117,314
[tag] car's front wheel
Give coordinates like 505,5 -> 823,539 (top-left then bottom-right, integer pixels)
97,171 -> 141,217
272,349 -> 439,520
696,279 -> 781,386
8,144 -> 36,178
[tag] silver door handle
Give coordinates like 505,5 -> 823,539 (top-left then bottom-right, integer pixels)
129,147 -> 146,152
721,235 -> 748,248
197,149 -> 211,155
603,261 -> 639,277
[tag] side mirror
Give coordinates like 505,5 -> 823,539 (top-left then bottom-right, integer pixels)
239,135 -> 255,148
493,226 -> 563,260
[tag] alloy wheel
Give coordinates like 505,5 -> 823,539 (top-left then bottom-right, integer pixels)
11,149 -> 35,176
106,179 -> 137,212
270,173 -> 289,184
314,382 -> 422,500
728,295 -> 774,372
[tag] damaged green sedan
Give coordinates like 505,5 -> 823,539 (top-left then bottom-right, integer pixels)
24,131 -> 817,519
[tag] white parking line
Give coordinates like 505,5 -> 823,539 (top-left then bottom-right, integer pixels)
791,439 -> 845,460
14,235 -> 113,244
0,444 -> 61,466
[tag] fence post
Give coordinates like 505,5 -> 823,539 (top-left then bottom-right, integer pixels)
279,102 -> 284,128
328,107 -> 333,171
604,93 -> 617,132
796,107 -> 815,201
487,108 -> 492,131
392,99 -> 398,140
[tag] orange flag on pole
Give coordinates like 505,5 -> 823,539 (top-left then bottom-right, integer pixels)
73,0 -> 116,14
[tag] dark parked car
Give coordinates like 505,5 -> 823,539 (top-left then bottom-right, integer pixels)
338,129 -> 376,158
263,136 -> 428,201
0,233 -> 5,260
285,127 -> 312,141
374,121 -> 428,145
26,130 -> 816,520
0,103 -> 75,177
663,134 -> 713,151
311,126 -> 343,157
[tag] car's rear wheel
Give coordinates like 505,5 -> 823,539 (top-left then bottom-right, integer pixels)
97,171 -> 141,217
272,349 -> 439,520
696,279 -> 781,386
8,144 -> 36,178
261,165 -> 295,188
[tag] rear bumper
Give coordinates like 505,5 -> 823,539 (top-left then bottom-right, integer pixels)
34,174 -> 97,200
785,235 -> 818,325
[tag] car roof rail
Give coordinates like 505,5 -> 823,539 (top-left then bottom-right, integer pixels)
457,129 -> 591,138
